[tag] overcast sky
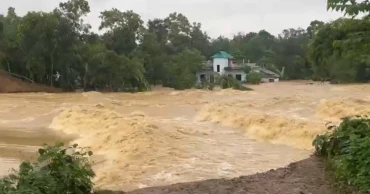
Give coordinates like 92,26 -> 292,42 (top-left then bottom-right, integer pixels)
0,0 -> 344,38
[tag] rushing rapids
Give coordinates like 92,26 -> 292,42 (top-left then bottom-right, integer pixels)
1,82 -> 370,191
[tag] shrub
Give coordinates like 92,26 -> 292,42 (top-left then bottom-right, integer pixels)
194,79 -> 214,91
207,83 -> 215,90
194,83 -> 204,89
0,143 -> 95,194
217,75 -> 252,91
243,65 -> 251,74
313,117 -> 370,192
247,72 -> 262,84
173,72 -> 197,90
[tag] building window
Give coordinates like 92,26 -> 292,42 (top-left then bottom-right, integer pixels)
228,74 -> 232,77
200,74 -> 206,81
217,65 -> 220,72
236,74 -> 242,81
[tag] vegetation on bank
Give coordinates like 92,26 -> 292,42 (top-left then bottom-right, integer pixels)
310,0 -> 370,84
1,0 -> 369,92
0,143 -> 95,194
247,72 -> 262,85
194,75 -> 252,91
313,117 -> 370,193
217,75 -> 252,91
312,2 -> 370,192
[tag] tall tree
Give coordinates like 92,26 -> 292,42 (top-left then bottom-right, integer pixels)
165,49 -> 204,90
190,22 -> 211,57
99,9 -> 143,55
164,12 -> 192,53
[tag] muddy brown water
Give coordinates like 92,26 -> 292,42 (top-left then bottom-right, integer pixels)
1,82 -> 370,191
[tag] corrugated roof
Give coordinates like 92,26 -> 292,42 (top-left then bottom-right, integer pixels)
254,67 -> 280,78
211,51 -> 234,59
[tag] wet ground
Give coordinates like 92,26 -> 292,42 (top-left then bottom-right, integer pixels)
101,156 -> 336,194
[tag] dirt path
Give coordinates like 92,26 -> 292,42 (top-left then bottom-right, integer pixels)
98,156 -> 336,194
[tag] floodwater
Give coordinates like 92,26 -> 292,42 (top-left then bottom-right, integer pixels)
1,82 -> 370,191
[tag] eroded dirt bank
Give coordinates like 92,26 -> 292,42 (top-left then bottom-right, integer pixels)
1,82 -> 370,192
0,72 -> 62,93
98,156 -> 335,194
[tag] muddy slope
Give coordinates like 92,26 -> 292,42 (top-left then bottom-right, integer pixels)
0,72 -> 62,93
98,156 -> 342,194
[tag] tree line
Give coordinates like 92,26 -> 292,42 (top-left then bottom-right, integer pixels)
0,0 -> 369,91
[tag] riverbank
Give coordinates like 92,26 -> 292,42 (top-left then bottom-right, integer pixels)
0,72 -> 62,93
97,155 -> 337,194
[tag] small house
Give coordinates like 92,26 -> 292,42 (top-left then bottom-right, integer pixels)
196,51 -> 280,83
196,51 -> 247,83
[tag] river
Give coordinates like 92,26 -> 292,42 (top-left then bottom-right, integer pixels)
1,82 -> 369,191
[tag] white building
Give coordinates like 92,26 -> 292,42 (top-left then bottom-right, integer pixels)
196,51 -> 280,83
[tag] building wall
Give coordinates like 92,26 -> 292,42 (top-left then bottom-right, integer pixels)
196,71 -> 212,83
225,71 -> 247,82
261,78 -> 279,83
196,71 -> 247,83
213,58 -> 229,75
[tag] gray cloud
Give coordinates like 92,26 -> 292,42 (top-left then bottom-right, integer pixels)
0,0 -> 343,37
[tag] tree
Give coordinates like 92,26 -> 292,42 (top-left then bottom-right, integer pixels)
99,9 -> 144,55
190,22 -> 212,57
275,29 -> 311,79
309,19 -> 348,80
247,72 -> 262,84
327,0 -> 370,65
148,18 -> 169,44
210,36 -> 232,55
309,18 -> 370,82
137,32 -> 168,85
307,20 -> 325,39
243,65 -> 251,74
16,12 -> 60,84
166,49 -> 204,90
327,0 -> 370,17
57,0 -> 91,32
0,8 -> 21,74
164,12 -> 192,53
5,0 -> 370,93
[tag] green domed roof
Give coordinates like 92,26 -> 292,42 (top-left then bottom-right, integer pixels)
211,51 -> 234,59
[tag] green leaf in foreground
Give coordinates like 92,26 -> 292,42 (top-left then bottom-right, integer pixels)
0,143 -> 95,194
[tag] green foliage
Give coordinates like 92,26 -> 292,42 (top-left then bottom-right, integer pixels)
327,0 -> 370,17
168,49 -> 204,90
207,83 -> 215,90
194,79 -> 215,91
0,143 -> 95,194
194,83 -> 203,89
172,72 -> 196,90
217,75 -> 252,91
312,1 -> 370,83
313,117 -> 370,192
243,65 -> 251,74
247,72 -> 262,84
2,0 -> 370,93
327,55 -> 357,83
309,18 -> 370,83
